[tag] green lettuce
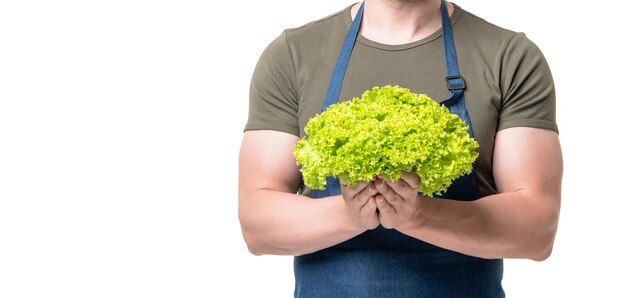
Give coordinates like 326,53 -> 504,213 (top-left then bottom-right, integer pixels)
293,85 -> 479,196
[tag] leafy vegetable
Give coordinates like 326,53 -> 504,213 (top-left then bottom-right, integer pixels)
293,85 -> 479,196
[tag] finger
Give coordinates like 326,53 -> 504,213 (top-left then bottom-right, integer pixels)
341,180 -> 370,200
374,178 -> 403,204
401,171 -> 420,189
360,197 -> 377,215
383,173 -> 418,192
355,181 -> 378,206
385,177 -> 418,202
375,194 -> 396,214
375,195 -> 391,229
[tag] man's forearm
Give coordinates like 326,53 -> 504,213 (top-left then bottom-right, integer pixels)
398,190 -> 560,261
239,191 -> 364,256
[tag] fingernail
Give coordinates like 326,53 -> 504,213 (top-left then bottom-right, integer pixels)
376,179 -> 384,188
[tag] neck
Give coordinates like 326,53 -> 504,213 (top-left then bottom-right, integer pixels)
351,0 -> 454,45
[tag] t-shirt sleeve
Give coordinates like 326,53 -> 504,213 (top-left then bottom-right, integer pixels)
498,33 -> 558,133
244,31 -> 300,136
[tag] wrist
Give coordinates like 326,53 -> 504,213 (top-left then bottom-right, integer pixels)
333,195 -> 369,234
398,194 -> 430,233
414,194 -> 429,227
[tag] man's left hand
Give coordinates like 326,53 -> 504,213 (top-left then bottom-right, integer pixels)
373,171 -> 421,230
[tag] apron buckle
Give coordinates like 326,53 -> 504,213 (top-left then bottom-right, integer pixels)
446,75 -> 466,90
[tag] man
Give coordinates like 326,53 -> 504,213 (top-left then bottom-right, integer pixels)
239,0 -> 562,297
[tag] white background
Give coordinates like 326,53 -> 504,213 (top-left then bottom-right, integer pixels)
1,0 -> 624,297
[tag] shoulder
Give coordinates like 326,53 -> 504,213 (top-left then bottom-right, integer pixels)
453,5 -> 543,56
256,4 -> 352,81
454,5 -> 517,43
456,5 -> 550,75
260,5 -> 351,64
281,5 -> 351,44
254,5 -> 348,71
453,5 -> 550,81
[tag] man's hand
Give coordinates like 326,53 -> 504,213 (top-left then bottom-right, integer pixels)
374,172 -> 421,230
340,180 -> 380,230
374,128 -> 562,260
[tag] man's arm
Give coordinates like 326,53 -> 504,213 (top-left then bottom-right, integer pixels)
238,130 -> 377,256
375,127 -> 562,260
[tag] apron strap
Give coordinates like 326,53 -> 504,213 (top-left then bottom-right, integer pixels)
321,2 -> 364,112
440,0 -> 465,92
438,1 -> 479,199
439,0 -> 475,139
314,3 -> 364,197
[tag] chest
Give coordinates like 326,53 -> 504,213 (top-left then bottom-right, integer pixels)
298,41 -> 500,142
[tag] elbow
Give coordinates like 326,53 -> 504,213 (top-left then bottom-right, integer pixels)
505,198 -> 559,262
239,219 -> 292,256
244,237 -> 267,256
242,234 -> 266,256
529,207 -> 559,262
524,193 -> 560,262
245,241 -> 265,256
240,223 -> 306,256
240,222 -> 267,256
239,202 -> 267,256
241,228 -> 304,256
507,231 -> 555,261
238,203 -> 302,256
530,221 -> 557,261
530,240 -> 554,262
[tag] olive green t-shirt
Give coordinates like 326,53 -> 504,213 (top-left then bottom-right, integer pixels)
245,4 -> 557,196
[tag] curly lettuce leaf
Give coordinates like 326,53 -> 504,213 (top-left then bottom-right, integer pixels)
293,85 -> 479,196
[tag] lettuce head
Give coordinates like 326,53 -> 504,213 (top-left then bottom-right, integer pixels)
293,85 -> 479,196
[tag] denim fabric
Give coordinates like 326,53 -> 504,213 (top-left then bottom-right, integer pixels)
294,1 -> 504,296
295,237 -> 503,298
321,3 -> 364,113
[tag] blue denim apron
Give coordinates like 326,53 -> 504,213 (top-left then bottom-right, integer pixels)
294,1 -> 504,297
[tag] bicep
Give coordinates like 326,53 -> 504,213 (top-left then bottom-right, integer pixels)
239,130 -> 302,196
492,127 -> 563,204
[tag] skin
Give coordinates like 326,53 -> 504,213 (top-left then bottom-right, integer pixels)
356,0 -> 454,45
239,0 -> 562,261
373,128 -> 562,260
239,131 -> 374,256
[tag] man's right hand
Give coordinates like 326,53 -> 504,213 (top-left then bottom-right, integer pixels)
340,180 -> 380,230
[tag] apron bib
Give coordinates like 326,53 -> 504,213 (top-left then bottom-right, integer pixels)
295,1 -> 504,297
